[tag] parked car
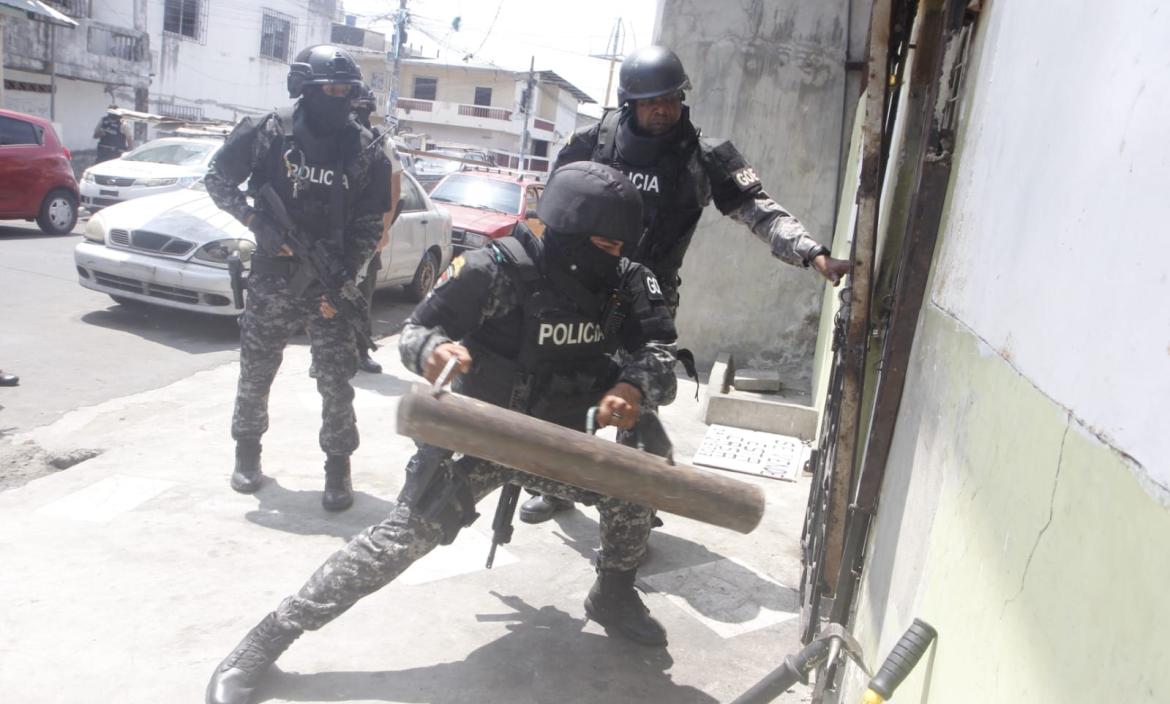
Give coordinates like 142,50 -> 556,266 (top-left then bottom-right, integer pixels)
79,137 -> 222,212
428,168 -> 545,253
412,147 -> 492,191
74,172 -> 452,315
0,108 -> 79,235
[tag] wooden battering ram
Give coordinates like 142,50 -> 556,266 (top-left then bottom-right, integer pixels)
396,385 -> 766,534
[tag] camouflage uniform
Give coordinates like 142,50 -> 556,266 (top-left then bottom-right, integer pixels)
205,107 -> 391,455
272,234 -> 677,632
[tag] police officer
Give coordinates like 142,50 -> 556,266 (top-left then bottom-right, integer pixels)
204,162 -> 678,704
350,85 -> 403,374
204,45 -> 393,511
92,104 -> 133,163
520,44 -> 853,523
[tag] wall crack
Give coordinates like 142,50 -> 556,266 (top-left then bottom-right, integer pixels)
1001,414 -> 1072,616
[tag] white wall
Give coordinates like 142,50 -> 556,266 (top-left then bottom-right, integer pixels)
146,0 -> 333,122
930,0 -> 1170,498
2,69 -> 110,153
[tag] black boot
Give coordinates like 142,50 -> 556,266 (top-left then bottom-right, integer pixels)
230,440 -> 263,494
322,454 -> 353,511
519,494 -> 574,524
205,613 -> 300,704
357,353 -> 382,374
584,568 -> 667,647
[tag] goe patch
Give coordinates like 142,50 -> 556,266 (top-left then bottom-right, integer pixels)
645,272 -> 665,301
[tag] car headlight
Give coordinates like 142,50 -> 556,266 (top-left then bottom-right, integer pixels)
137,177 -> 178,187
192,238 -> 256,267
463,232 -> 488,248
82,170 -> 96,183
83,213 -> 106,242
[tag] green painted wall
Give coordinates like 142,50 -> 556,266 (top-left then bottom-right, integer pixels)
844,305 -> 1170,701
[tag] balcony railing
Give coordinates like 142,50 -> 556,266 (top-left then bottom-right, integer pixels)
398,98 -> 434,112
458,104 -> 512,121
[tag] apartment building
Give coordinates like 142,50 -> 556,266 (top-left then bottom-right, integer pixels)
394,57 -> 595,173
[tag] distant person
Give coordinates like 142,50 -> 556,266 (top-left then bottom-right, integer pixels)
350,86 -> 403,374
0,369 -> 18,387
93,105 -> 133,162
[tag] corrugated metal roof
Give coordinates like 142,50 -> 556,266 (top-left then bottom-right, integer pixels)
0,0 -> 78,27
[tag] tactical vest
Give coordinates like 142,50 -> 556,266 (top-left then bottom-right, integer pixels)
459,235 -> 621,430
97,115 -> 126,150
254,107 -> 370,243
592,109 -> 710,288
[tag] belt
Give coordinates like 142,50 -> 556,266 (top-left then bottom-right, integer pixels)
250,255 -> 299,278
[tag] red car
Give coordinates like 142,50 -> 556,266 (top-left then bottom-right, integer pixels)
0,108 -> 80,235
427,168 -> 545,253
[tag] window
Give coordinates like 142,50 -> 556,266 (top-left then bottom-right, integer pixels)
531,139 -> 549,158
260,11 -> 294,62
399,176 -> 427,212
88,26 -> 146,61
163,0 -> 203,41
430,175 -> 522,215
413,77 -> 437,101
0,116 -> 40,146
473,87 -> 492,107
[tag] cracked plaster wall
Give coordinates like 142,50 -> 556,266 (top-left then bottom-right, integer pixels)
654,0 -> 849,384
842,1 -> 1170,701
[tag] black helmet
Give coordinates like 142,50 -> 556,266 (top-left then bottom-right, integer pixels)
351,84 -> 377,111
538,162 -> 643,247
617,45 -> 691,105
287,45 -> 363,99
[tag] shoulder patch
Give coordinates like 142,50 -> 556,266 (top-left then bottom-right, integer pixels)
644,272 -> 665,301
435,255 -> 465,289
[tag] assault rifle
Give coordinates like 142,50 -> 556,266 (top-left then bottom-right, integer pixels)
485,373 -> 534,568
256,183 -> 377,352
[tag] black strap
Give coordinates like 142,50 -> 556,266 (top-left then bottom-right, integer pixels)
594,108 -> 621,163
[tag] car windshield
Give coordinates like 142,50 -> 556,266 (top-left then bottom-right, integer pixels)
429,175 -> 521,214
122,142 -> 216,165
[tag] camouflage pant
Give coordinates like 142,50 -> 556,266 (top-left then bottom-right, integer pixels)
231,273 -> 359,455
275,452 -> 653,631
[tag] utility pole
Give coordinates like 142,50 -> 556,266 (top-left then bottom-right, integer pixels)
386,0 -> 408,133
591,18 -> 625,109
516,56 -> 535,172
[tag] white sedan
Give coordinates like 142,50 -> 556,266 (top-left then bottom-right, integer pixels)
79,137 -> 222,211
74,173 -> 452,316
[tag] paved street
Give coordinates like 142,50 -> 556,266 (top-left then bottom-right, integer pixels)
0,218 -> 416,486
0,218 -> 812,703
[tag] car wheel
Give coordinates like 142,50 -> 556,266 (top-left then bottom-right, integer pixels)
406,250 -> 439,302
36,189 -> 79,235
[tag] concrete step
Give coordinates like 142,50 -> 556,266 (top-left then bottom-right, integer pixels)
702,353 -> 818,440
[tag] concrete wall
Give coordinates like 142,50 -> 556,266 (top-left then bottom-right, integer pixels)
843,2 -> 1170,701
655,0 -> 850,383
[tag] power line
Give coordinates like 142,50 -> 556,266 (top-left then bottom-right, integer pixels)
465,0 -> 505,61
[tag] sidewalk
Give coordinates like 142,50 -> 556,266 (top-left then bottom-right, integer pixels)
0,336 -> 812,704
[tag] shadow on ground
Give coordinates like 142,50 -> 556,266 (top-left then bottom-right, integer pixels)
259,592 -> 717,704
81,301 -> 241,354
549,509 -> 799,626
245,478 -> 398,542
